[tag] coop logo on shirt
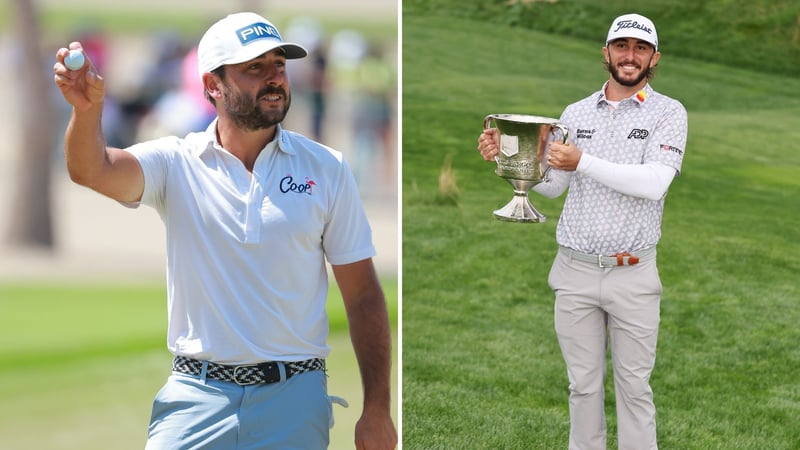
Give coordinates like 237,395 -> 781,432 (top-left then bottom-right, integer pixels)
280,174 -> 316,195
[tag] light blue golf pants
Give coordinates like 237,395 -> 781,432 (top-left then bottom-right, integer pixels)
145,368 -> 331,449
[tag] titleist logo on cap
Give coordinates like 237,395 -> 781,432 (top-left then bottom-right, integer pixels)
236,22 -> 282,45
613,19 -> 653,35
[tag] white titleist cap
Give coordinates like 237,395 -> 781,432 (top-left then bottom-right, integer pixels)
606,13 -> 658,50
197,12 -> 307,79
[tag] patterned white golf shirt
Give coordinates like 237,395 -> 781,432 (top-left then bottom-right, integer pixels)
539,82 -> 687,255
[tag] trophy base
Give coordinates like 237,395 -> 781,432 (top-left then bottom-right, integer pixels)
493,192 -> 546,223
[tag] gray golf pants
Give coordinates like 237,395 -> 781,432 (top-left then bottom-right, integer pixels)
549,247 -> 662,450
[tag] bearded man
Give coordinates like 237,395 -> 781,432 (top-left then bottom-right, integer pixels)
478,13 -> 688,450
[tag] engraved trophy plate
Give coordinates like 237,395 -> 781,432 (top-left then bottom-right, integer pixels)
484,114 -> 569,223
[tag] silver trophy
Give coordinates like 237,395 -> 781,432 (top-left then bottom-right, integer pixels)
484,114 -> 569,223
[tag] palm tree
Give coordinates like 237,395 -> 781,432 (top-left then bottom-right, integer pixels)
5,0 -> 57,249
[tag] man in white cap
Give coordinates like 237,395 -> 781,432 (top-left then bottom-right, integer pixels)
478,13 -> 687,449
54,12 -> 397,450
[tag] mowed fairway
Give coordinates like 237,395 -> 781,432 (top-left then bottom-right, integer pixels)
401,12 -> 800,450
0,281 -> 397,450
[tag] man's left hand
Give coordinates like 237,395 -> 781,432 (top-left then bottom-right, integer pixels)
355,412 -> 398,450
547,141 -> 582,171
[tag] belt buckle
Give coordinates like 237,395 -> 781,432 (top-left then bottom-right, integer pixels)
257,362 -> 283,384
598,254 -> 612,268
232,365 -> 260,386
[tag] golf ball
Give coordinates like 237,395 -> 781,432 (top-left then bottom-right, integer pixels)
64,49 -> 85,71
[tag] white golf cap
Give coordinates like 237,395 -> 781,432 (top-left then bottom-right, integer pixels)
197,12 -> 307,79
606,13 -> 658,50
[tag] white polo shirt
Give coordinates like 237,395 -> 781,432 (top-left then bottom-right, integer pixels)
124,120 -> 375,364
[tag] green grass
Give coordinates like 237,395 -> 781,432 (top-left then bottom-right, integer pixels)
403,0 -> 800,78
0,280 -> 397,450
401,12 -> 800,450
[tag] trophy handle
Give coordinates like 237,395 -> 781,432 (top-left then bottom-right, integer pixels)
554,123 -> 569,144
542,123 -> 569,181
483,114 -> 495,130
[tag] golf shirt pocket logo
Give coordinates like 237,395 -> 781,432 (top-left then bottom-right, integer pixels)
279,174 -> 316,195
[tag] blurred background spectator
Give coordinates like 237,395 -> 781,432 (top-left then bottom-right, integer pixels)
0,2 -> 397,262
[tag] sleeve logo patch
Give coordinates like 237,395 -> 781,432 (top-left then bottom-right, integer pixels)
660,144 -> 683,155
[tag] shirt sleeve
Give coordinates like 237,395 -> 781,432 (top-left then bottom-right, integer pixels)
532,168 -> 572,198
644,99 -> 688,174
577,154 -> 677,201
322,159 -> 376,265
122,136 -> 181,213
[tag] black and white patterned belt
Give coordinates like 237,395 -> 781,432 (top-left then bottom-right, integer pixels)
172,355 -> 326,386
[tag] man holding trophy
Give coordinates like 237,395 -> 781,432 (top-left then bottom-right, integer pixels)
477,13 -> 688,450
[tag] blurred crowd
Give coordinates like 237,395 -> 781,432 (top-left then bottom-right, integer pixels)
51,16 -> 396,199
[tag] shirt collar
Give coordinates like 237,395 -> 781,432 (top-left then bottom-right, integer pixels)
200,118 -> 296,156
597,81 -> 653,106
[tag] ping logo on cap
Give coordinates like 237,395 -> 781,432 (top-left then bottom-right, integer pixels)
236,22 -> 282,46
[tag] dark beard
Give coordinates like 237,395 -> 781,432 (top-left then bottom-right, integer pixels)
223,85 -> 291,131
608,63 -> 650,87
605,54 -> 656,87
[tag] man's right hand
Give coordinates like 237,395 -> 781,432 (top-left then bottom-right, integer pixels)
477,127 -> 500,161
53,42 -> 105,112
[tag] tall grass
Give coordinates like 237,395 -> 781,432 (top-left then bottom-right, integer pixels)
401,11 -> 800,450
